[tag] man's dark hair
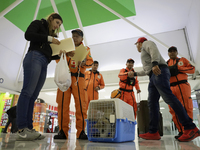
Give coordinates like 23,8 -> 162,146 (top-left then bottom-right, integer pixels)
93,61 -> 99,65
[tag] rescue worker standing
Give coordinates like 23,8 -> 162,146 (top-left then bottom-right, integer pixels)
167,46 -> 195,139
54,29 -> 93,140
85,61 -> 105,109
118,58 -> 141,119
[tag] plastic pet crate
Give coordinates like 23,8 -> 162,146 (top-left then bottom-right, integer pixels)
86,98 -> 136,142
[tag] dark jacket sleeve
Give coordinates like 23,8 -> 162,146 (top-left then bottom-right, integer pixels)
25,20 -> 48,43
51,55 -> 60,60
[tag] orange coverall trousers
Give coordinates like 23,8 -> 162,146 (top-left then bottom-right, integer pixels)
169,83 -> 193,133
120,91 -> 137,119
56,76 -> 87,138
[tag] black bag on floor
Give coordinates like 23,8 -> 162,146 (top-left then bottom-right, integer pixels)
137,100 -> 163,136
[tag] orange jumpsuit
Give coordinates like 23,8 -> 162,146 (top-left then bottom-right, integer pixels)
85,70 -> 105,109
56,45 -> 93,138
118,67 -> 140,119
167,57 -> 195,133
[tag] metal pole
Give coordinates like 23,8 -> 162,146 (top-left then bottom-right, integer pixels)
50,0 -> 67,39
71,0 -> 88,46
0,0 -> 23,18
94,0 -> 196,66
15,0 -> 41,85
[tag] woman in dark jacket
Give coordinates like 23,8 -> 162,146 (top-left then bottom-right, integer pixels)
16,13 -> 63,141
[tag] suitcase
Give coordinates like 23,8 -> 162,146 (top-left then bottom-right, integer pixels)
137,100 -> 163,136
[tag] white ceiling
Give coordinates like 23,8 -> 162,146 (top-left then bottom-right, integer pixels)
0,0 -> 199,107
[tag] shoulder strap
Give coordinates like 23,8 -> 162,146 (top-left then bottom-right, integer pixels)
175,58 -> 180,65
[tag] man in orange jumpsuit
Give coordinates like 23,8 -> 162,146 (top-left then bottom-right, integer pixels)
118,58 -> 141,119
167,46 -> 195,139
54,29 -> 93,140
85,60 -> 105,110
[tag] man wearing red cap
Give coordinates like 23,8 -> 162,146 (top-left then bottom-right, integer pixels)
54,29 -> 93,140
118,58 -> 141,119
167,46 -> 195,139
133,37 -> 199,142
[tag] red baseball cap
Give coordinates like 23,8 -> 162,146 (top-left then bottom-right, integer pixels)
127,58 -> 135,63
135,37 -> 147,44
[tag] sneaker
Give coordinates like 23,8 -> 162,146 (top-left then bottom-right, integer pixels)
77,130 -> 88,140
30,129 -> 45,140
139,131 -> 161,140
178,127 -> 200,142
16,128 -> 40,141
54,129 -> 67,139
174,132 -> 183,139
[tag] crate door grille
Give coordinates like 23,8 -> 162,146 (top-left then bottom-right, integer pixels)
88,101 -> 116,138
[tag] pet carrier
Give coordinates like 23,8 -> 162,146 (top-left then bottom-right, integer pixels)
86,98 -> 136,142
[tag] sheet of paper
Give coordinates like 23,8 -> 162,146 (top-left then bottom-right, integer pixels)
50,38 -> 75,56
71,44 -> 90,67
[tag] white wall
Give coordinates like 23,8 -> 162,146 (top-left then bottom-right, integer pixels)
89,29 -> 191,72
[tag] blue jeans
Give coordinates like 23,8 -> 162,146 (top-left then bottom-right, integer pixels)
148,67 -> 195,133
17,51 -> 48,130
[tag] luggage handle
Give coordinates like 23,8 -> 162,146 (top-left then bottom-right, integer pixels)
137,93 -> 141,102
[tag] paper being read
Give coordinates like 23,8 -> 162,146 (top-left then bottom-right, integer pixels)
50,38 -> 75,56
71,44 -> 90,67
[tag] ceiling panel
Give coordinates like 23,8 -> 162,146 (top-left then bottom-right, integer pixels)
0,0 -> 16,11
3,0 -> 38,32
2,0 -> 136,32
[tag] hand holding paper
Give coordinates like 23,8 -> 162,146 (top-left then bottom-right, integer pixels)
71,45 -> 90,67
50,38 -> 75,56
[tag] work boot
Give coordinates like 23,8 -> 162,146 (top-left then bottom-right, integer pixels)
139,131 -> 161,140
54,129 -> 67,140
77,130 -> 88,140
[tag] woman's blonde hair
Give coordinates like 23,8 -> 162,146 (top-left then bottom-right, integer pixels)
46,13 -> 63,37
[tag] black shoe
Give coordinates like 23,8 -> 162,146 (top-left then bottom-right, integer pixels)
78,130 -> 88,140
175,132 -> 183,139
54,129 -> 67,139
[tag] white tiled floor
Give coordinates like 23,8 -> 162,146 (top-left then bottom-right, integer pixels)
1,133 -> 200,150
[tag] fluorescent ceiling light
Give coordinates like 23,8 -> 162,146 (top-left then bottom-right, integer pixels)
5,92 -> 10,97
160,107 -> 165,110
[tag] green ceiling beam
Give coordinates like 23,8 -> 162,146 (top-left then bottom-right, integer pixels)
0,0 -> 16,11
1,0 -> 136,32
